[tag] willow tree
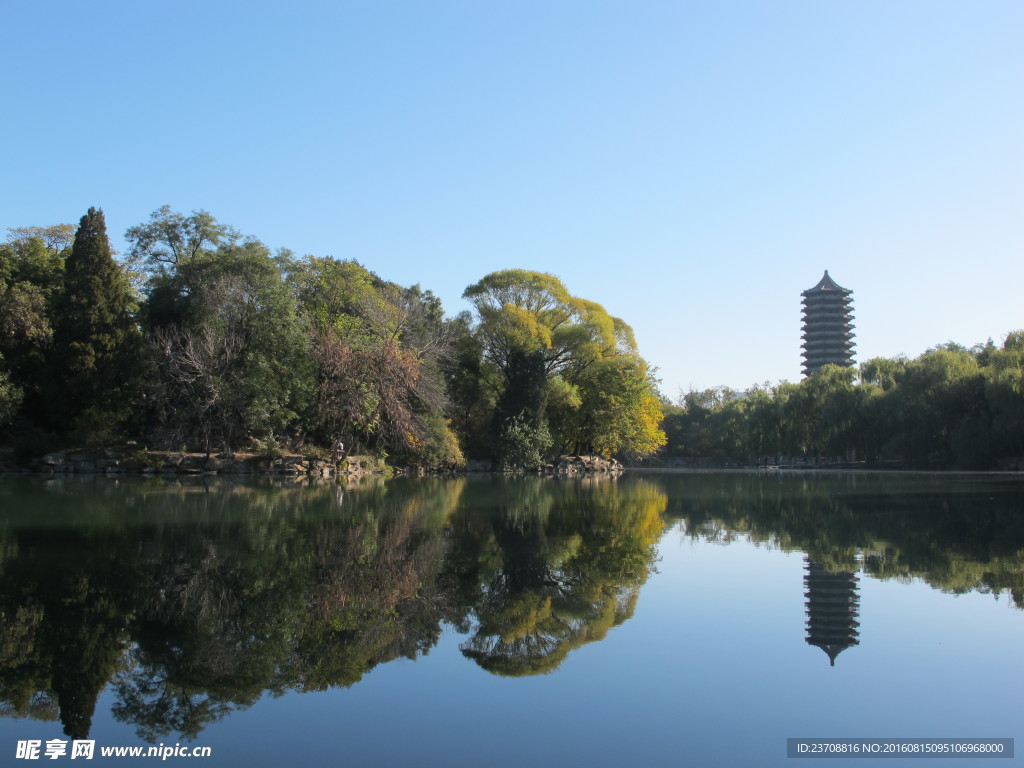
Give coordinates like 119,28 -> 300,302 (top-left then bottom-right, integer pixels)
462,269 -> 664,466
985,331 -> 1024,461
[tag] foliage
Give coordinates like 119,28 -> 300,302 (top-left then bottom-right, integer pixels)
286,254 -> 457,466
0,228 -> 68,425
145,239 -> 310,453
558,355 -> 666,459
50,208 -> 143,437
5,209 -> 664,469
665,332 -> 1024,470
125,206 -> 238,279
462,269 -> 664,466
495,412 -> 553,471
0,358 -> 22,426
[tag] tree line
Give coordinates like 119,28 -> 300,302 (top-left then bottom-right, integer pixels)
663,336 -> 1024,470
0,207 -> 665,468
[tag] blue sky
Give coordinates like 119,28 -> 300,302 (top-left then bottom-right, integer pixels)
4,1 -> 1022,396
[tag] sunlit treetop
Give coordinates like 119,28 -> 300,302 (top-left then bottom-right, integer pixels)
462,269 -> 636,375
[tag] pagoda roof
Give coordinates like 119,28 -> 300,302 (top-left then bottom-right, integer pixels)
806,640 -> 859,667
803,270 -> 850,295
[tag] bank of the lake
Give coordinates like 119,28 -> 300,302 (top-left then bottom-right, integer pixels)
0,447 -> 624,478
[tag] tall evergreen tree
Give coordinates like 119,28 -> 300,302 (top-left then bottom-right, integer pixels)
51,207 -> 141,437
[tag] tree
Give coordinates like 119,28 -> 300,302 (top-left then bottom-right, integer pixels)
131,210 -> 461,463
886,347 -> 985,468
0,229 -> 68,427
794,364 -> 858,458
125,206 -> 237,279
978,332 -> 1024,464
0,358 -> 21,426
463,270 -> 627,378
6,224 -> 75,254
552,355 -> 665,459
295,257 -> 458,465
443,312 -> 493,459
146,240 -> 310,452
462,270 -> 663,466
859,356 -> 907,391
51,208 -> 142,437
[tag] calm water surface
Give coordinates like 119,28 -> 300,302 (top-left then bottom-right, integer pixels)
0,471 -> 1021,766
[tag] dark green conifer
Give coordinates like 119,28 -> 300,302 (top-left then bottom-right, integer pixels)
51,207 -> 141,437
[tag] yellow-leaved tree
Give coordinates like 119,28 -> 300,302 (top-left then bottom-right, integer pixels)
462,269 -> 665,466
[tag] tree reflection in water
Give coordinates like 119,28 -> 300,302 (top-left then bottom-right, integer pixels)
0,471 -> 1022,740
451,477 -> 666,676
0,475 -> 664,739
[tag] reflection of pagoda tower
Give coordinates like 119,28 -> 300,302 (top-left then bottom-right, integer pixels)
801,271 -> 855,377
804,557 -> 860,666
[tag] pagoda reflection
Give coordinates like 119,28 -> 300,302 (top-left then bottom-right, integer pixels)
804,557 -> 860,666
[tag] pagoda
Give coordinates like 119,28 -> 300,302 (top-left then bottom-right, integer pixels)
801,271 -> 855,377
804,558 -> 860,666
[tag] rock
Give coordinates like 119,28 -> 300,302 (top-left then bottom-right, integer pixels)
204,454 -> 236,472
551,455 -> 622,475
178,456 -> 205,473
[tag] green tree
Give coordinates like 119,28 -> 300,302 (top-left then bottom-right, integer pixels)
51,208 -> 142,437
981,331 -> 1024,463
796,364 -> 858,458
443,312 -> 493,459
146,240 -> 310,452
554,355 -> 665,459
0,229 -> 68,427
664,386 -> 750,462
125,206 -> 237,279
292,256 -> 459,465
859,355 -> 907,391
462,269 -> 663,466
0,357 -> 21,426
886,347 -> 986,468
6,225 -> 75,254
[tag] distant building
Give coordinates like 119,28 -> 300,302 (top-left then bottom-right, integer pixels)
801,270 -> 855,377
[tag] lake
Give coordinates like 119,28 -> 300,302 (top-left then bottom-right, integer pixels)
0,470 -> 1021,766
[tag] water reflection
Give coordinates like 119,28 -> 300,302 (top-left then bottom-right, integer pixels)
0,471 -> 1021,742
804,558 -> 860,666
450,477 -> 665,676
0,475 -> 665,740
657,471 -> 1024,673
656,471 -> 1024,608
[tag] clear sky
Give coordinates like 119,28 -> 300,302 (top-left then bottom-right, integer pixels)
4,1 -> 1022,398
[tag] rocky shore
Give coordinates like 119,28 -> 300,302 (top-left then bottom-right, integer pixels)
2,447 -> 623,477
465,454 -> 624,475
2,448 -> 378,478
